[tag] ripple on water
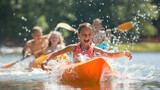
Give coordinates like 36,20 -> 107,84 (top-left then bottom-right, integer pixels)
0,53 -> 160,90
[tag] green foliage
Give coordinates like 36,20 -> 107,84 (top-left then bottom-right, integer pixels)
36,15 -> 49,32
115,43 -> 160,52
0,0 -> 159,45
143,22 -> 157,37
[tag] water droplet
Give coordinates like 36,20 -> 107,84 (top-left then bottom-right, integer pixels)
19,33 -> 21,36
100,3 -> 104,6
21,16 -> 27,21
24,38 -> 27,41
13,13 -> 16,16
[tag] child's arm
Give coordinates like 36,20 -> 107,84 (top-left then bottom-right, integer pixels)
41,44 -> 76,70
41,34 -> 49,43
94,47 -> 132,60
22,41 -> 32,58
41,34 -> 50,40
40,35 -> 49,52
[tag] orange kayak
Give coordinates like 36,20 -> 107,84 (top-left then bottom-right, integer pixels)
29,53 -> 69,68
30,54 -> 113,82
58,57 -> 112,82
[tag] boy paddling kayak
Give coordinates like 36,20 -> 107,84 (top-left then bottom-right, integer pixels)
22,26 -> 49,58
28,31 -> 69,69
92,18 -> 112,50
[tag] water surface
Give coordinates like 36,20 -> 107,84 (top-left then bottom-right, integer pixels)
0,52 -> 160,90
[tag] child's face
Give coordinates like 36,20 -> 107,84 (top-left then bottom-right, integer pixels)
32,31 -> 42,41
49,34 -> 59,47
92,22 -> 102,32
77,28 -> 94,46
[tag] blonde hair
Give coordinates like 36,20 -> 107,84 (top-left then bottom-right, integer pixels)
48,31 -> 65,47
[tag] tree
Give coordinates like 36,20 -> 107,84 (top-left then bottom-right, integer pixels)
0,0 -> 159,46
73,0 -> 159,42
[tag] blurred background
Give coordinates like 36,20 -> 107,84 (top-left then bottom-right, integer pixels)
0,1 -> 160,89
0,0 -> 160,52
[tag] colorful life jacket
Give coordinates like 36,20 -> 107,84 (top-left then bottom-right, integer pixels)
73,42 -> 96,59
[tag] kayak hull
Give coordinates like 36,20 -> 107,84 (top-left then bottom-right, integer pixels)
58,57 -> 112,82
30,53 -> 113,82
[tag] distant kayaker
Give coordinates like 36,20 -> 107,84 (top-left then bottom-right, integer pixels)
92,18 -> 111,49
41,23 -> 132,70
28,31 -> 69,69
22,26 -> 49,58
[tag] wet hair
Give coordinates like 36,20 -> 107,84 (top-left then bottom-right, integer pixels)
32,26 -> 42,33
92,18 -> 102,25
78,23 -> 94,33
48,31 -> 65,47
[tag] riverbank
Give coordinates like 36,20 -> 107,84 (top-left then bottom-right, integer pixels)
0,45 -> 23,54
115,42 -> 160,52
0,42 -> 160,54
0,38 -> 24,53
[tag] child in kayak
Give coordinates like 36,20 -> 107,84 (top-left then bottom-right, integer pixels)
22,26 -> 48,58
28,31 -> 69,69
41,23 -> 132,70
45,31 -> 65,53
92,18 -> 111,50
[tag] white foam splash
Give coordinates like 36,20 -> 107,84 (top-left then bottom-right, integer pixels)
0,46 -> 23,54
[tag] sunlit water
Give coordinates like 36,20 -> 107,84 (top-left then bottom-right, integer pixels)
0,52 -> 160,90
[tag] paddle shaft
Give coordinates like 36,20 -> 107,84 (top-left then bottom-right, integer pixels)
0,57 -> 25,68
0,48 -> 45,68
15,57 -> 25,63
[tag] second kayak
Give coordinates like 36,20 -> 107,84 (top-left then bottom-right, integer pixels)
29,53 -> 69,69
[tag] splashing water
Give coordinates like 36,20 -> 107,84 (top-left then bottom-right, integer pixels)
21,16 -> 27,21
0,52 -> 160,89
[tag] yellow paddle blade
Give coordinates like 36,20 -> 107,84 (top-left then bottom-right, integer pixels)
115,21 -> 134,31
56,23 -> 76,32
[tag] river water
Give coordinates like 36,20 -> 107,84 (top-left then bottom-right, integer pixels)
0,52 -> 160,90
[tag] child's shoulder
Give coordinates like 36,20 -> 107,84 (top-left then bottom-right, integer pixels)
99,30 -> 105,33
99,31 -> 106,36
26,39 -> 34,43
42,35 -> 49,39
25,39 -> 34,46
94,31 -> 105,37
